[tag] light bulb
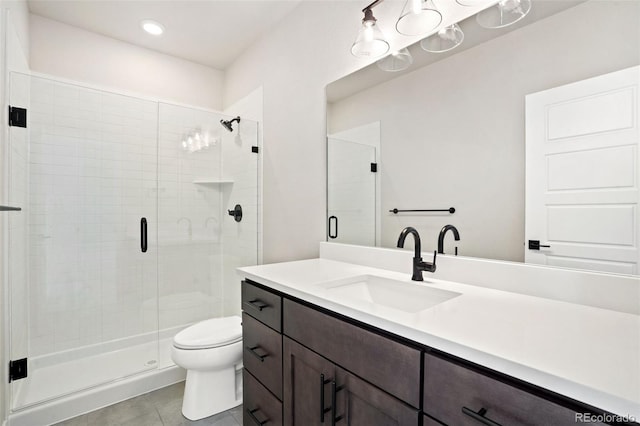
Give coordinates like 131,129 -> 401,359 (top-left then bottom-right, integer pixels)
351,8 -> 390,58
140,20 -> 164,36
363,23 -> 374,42
411,0 -> 422,14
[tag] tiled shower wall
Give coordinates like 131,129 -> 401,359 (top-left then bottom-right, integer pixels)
27,76 -> 159,356
157,104 -> 224,334
21,75 -> 259,359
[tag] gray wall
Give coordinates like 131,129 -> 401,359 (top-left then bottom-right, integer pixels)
328,1 -> 640,262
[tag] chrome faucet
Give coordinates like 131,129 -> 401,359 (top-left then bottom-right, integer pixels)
437,225 -> 460,255
397,227 -> 437,281
177,217 -> 192,240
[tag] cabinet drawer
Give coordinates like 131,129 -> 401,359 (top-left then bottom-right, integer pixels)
423,353 -> 607,426
243,369 -> 283,426
242,280 -> 282,332
242,312 -> 283,400
283,299 -> 420,408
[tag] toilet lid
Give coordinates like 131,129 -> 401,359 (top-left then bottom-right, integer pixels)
173,316 -> 242,350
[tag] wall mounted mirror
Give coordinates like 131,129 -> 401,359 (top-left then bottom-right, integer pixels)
326,0 -> 640,276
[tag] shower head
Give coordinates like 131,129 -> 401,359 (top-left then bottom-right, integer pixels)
220,116 -> 241,132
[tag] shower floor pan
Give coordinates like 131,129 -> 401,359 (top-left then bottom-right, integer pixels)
8,333 -> 184,426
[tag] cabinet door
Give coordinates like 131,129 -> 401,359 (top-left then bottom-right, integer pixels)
334,366 -> 419,426
284,337 -> 336,426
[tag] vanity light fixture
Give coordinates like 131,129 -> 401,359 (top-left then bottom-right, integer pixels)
351,0 -> 532,62
141,20 -> 164,36
351,7 -> 390,58
396,0 -> 442,36
475,0 -> 531,29
376,48 -> 413,72
420,23 -> 464,53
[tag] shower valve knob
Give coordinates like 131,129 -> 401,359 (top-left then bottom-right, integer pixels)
228,204 -> 243,222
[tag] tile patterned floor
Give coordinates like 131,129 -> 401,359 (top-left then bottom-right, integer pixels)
53,382 -> 243,426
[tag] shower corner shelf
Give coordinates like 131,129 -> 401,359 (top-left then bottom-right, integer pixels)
192,178 -> 235,185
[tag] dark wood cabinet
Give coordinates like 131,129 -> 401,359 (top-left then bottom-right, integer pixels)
242,280 -> 282,332
283,337 -> 336,426
333,366 -> 419,426
241,281 -> 284,426
243,369 -> 283,426
283,337 -> 419,426
241,312 -> 283,400
283,299 -> 421,408
423,353 -> 608,426
241,280 -> 625,426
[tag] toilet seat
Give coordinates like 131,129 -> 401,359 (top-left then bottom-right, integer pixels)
173,316 -> 242,350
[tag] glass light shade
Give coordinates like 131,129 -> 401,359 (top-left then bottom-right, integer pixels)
476,0 -> 531,29
396,0 -> 442,36
351,17 -> 390,58
376,48 -> 414,72
420,24 -> 464,53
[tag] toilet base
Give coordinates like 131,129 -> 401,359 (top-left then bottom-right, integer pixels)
181,366 -> 242,421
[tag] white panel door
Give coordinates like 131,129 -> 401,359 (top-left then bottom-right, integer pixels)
525,66 -> 639,275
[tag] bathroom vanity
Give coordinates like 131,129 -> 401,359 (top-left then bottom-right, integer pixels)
238,244 -> 640,426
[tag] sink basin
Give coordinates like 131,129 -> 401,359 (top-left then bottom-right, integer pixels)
321,275 -> 460,313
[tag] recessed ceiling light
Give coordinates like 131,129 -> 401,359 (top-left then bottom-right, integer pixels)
141,20 -> 164,36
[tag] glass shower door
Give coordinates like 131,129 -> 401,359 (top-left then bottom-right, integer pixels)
156,104 -> 259,368
327,137 -> 377,246
9,75 -> 159,411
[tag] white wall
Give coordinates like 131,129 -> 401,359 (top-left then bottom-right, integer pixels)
29,14 -> 224,110
223,0 -> 640,264
223,1 -> 451,263
327,1 -> 640,262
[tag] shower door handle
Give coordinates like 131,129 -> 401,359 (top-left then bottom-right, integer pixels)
141,217 -> 147,253
328,216 -> 338,239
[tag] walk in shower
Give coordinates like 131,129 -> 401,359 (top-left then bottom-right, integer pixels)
5,73 -> 259,418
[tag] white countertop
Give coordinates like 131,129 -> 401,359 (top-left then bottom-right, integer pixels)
238,258 -> 640,420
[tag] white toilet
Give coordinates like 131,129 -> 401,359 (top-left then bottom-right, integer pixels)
171,316 -> 243,421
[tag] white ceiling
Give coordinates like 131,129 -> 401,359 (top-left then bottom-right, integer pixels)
28,0 -> 304,70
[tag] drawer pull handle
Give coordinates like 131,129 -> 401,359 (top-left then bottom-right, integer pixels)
247,299 -> 269,311
462,407 -> 502,426
331,381 -> 345,426
320,374 -> 332,422
246,346 -> 268,362
247,408 -> 269,425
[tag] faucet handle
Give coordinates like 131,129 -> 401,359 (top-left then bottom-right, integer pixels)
424,251 -> 437,273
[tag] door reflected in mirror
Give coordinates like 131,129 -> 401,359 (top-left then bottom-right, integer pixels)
326,0 -> 640,276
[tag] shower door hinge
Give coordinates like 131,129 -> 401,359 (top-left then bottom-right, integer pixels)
251,146 -> 259,153
8,106 -> 27,128
370,163 -> 378,173
9,358 -> 27,382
